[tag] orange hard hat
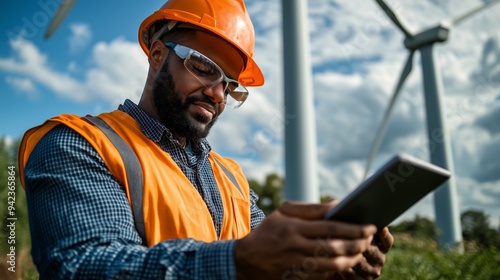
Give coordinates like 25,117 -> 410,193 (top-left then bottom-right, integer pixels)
139,0 -> 264,87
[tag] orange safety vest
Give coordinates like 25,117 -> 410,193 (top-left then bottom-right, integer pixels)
18,110 -> 251,246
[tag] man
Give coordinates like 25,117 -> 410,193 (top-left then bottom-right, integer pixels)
19,0 -> 393,279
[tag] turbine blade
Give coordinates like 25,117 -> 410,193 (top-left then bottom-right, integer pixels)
362,50 -> 415,180
44,0 -> 77,39
448,0 -> 500,26
374,0 -> 413,38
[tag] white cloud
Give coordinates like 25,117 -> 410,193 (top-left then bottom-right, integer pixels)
0,36 -> 148,106
5,76 -> 38,98
84,38 -> 148,105
0,37 -> 89,102
2,135 -> 14,148
68,23 -> 92,53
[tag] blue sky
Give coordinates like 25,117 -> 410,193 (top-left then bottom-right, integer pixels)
1,0 -> 158,139
1,0 -> 500,227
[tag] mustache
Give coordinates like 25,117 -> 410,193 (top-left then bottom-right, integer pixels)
186,95 -> 218,113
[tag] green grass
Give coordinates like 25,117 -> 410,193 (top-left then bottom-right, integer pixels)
379,233 -> 500,280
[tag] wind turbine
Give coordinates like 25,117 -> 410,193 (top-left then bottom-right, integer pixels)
44,0 -> 77,39
364,0 -> 500,249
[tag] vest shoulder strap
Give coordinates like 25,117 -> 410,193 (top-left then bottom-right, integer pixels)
211,156 -> 243,196
83,115 -> 147,244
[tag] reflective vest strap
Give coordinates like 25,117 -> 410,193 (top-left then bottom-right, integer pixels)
83,116 -> 147,245
212,157 -> 243,196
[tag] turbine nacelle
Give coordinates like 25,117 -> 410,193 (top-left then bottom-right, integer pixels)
404,25 -> 450,51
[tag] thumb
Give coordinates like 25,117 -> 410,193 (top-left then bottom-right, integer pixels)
278,201 -> 335,220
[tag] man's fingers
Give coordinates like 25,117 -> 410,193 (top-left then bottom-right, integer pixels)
289,234 -> 374,258
282,254 -> 366,274
340,268 -> 366,280
278,201 -> 378,239
279,201 -> 334,220
353,258 -> 382,279
376,227 -> 394,253
289,219 -> 377,240
366,244 -> 386,265
281,255 -> 364,279
348,230 -> 392,279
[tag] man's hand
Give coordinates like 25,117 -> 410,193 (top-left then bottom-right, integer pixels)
234,201 -> 377,280
339,227 -> 394,280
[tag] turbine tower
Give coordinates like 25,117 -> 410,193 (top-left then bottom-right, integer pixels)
281,0 -> 319,203
365,0 -> 500,249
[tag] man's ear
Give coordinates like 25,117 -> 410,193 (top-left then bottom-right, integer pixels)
148,40 -> 167,72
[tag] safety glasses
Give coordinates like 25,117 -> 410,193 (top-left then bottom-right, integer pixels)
165,41 -> 249,109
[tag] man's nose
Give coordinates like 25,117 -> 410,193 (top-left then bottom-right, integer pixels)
202,82 -> 226,104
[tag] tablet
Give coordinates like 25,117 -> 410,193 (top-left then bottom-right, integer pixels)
324,154 -> 450,228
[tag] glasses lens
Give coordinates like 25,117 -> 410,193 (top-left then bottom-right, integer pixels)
174,43 -> 249,109
184,52 -> 222,87
224,84 -> 248,109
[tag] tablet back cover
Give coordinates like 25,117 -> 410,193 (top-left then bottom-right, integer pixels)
325,154 -> 450,228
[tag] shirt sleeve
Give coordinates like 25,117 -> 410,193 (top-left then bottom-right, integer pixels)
23,125 -> 237,279
249,188 -> 266,230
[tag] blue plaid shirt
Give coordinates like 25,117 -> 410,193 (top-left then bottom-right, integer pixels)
23,99 -> 265,279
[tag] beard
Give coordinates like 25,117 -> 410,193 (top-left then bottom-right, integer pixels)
152,59 -> 218,141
